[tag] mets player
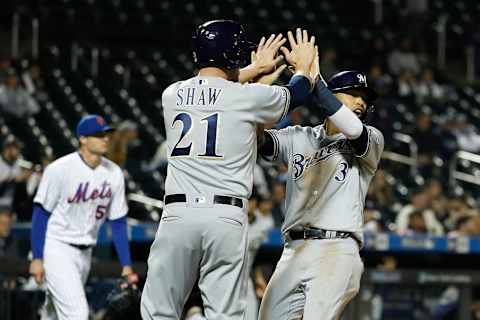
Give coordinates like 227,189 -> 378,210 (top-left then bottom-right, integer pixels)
29,114 -> 138,320
257,67 -> 384,319
140,22 -> 317,320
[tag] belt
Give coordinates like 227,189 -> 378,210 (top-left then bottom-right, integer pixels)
164,194 -> 243,208
287,227 -> 353,241
69,243 -> 93,250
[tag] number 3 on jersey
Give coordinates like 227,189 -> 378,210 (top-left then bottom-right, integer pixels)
334,161 -> 349,182
171,112 -> 222,158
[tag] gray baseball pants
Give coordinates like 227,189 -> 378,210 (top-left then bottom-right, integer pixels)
141,201 -> 248,320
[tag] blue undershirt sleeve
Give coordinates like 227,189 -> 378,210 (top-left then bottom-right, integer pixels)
109,216 -> 132,267
31,204 -> 51,259
313,80 -> 343,116
284,75 -> 311,111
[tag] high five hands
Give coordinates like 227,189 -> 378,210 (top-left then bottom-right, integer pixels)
246,28 -> 319,87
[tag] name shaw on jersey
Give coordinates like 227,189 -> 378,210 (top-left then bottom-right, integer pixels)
292,139 -> 353,180
176,87 -> 222,107
67,181 -> 113,203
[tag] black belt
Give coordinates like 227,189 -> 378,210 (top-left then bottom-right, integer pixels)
164,194 -> 243,208
288,227 -> 353,241
69,243 -> 93,250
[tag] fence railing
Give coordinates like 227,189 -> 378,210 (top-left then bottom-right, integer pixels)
449,150 -> 480,187
127,193 -> 164,209
381,132 -> 418,176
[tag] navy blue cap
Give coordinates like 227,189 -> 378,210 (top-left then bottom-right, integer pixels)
76,115 -> 114,137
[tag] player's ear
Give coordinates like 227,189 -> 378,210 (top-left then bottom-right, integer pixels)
78,136 -> 87,146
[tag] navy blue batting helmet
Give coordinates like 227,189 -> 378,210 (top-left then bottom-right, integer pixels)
192,20 -> 254,70
327,70 -> 378,121
327,70 -> 378,102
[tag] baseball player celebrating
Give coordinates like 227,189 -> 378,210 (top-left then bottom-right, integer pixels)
257,43 -> 384,319
29,114 -> 138,320
141,21 -> 318,320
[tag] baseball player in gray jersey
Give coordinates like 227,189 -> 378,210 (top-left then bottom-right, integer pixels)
140,21 -> 318,320
257,66 -> 384,319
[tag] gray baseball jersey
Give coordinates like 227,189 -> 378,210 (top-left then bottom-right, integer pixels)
141,75 -> 291,320
258,124 -> 383,320
266,124 -> 384,243
162,75 -> 290,199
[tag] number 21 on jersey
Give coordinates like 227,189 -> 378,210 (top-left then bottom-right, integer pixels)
170,112 -> 222,158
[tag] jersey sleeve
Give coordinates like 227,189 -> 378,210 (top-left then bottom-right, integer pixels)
264,127 -> 293,164
356,126 -> 384,174
33,164 -> 62,212
244,84 -> 290,124
108,168 -> 128,220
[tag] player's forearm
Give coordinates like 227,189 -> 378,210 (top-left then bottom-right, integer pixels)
31,204 -> 51,259
238,64 -> 262,84
284,73 -> 312,111
109,216 -> 132,267
313,80 -> 363,139
254,266 -> 266,285
328,107 -> 363,139
313,79 -> 342,115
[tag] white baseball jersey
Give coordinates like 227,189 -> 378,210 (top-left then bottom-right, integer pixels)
162,75 -> 290,199
266,125 -> 384,243
34,152 -> 128,245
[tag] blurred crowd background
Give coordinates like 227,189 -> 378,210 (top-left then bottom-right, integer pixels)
1,0 -> 480,319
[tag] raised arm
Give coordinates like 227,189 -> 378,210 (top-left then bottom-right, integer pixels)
256,29 -> 318,157
313,79 -> 364,139
278,29 -> 317,111
239,34 -> 286,84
